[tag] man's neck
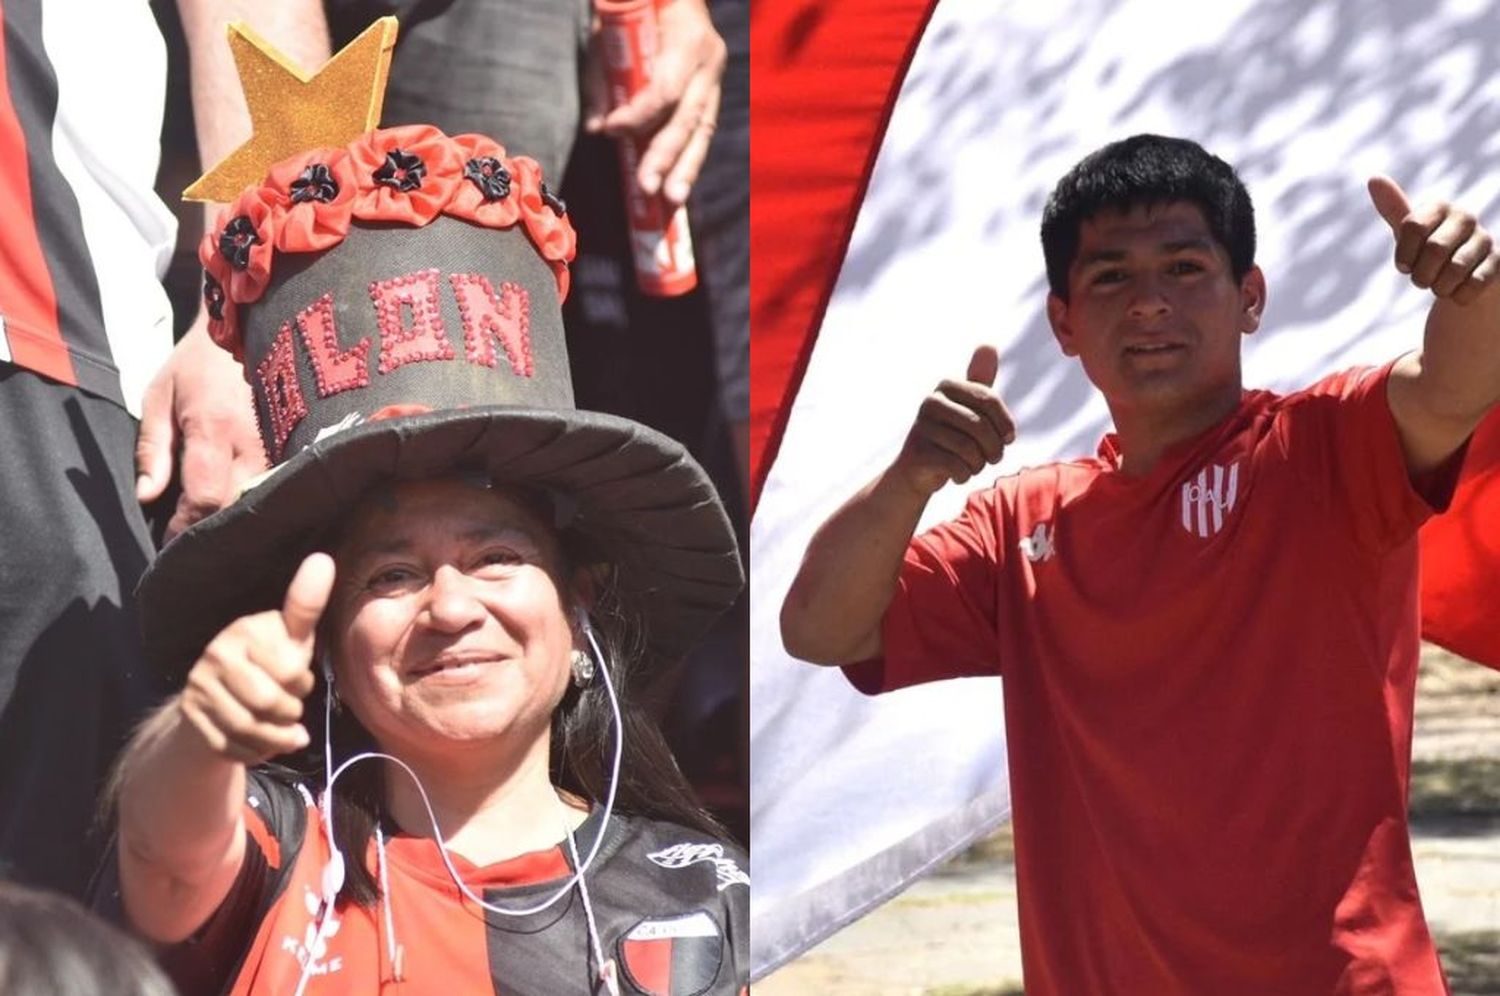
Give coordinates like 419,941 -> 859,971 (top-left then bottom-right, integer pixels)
1108,387 -> 1243,477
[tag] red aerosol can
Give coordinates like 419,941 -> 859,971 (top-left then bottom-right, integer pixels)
595,0 -> 698,296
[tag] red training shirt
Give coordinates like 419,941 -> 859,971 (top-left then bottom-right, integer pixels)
846,363 -> 1459,995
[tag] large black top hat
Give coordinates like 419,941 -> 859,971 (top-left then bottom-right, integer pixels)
139,24 -> 741,681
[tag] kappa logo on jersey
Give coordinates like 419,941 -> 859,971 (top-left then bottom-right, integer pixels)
1019,522 -> 1055,562
1180,462 -> 1240,538
618,911 -> 724,996
280,886 -> 344,978
647,842 -> 750,892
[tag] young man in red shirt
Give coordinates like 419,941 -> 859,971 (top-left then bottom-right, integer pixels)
780,135 -> 1499,994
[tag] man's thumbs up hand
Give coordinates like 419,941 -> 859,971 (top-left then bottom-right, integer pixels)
895,345 -> 1017,497
1369,175 -> 1498,305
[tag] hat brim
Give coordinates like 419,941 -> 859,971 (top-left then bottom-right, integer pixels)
138,407 -> 744,684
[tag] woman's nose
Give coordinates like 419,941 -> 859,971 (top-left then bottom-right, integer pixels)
422,564 -> 486,631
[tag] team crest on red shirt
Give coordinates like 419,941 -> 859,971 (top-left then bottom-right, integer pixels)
618,911 -> 724,996
1180,462 -> 1241,538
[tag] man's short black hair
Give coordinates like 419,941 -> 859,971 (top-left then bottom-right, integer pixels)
1040,134 -> 1256,300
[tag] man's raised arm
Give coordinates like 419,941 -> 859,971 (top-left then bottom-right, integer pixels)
1369,176 -> 1500,475
780,346 -> 1014,665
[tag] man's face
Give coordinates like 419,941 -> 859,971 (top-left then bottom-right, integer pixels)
1046,201 -> 1265,421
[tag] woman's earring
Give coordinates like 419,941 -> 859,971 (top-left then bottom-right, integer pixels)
570,647 -> 596,687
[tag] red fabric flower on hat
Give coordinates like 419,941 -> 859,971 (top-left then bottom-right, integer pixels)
263,147 -> 358,253
509,156 -> 577,300
444,133 -> 522,229
210,190 -> 276,305
198,222 -> 243,360
347,125 -> 462,226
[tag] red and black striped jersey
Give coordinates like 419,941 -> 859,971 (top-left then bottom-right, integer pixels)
0,0 -> 175,413
164,770 -> 750,995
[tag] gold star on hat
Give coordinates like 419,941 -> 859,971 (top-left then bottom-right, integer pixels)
184,16 -> 398,203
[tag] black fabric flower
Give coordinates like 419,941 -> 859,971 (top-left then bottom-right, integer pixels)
202,271 -> 225,321
218,216 -> 261,270
540,182 -> 567,216
290,163 -> 340,204
373,149 -> 426,192
463,156 -> 511,201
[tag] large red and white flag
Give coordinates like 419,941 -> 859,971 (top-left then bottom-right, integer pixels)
749,0 -> 1500,979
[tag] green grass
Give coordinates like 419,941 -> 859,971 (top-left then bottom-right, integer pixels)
1439,930 -> 1500,994
1410,757 -> 1500,814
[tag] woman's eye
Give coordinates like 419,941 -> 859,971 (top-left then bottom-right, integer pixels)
476,549 -> 524,570
367,566 -> 420,591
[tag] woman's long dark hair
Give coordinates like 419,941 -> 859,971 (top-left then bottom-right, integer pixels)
309,530 -> 727,908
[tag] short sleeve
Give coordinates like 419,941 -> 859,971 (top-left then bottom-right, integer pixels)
1285,361 -> 1457,554
843,484 -> 1006,694
157,768 -> 310,995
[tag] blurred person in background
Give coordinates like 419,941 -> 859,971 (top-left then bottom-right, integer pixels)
0,881 -> 174,996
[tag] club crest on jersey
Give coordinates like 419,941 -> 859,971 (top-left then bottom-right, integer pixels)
1180,462 -> 1240,538
618,911 -> 724,996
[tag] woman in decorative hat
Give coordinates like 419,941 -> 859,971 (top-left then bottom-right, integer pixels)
107,20 -> 746,996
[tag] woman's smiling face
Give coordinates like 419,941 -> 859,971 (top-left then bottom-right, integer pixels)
327,479 -> 579,760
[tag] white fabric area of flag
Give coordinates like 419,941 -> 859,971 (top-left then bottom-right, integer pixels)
750,0 -> 1500,979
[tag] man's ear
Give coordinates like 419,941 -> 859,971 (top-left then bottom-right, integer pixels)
1047,294 -> 1079,357
1239,265 -> 1267,335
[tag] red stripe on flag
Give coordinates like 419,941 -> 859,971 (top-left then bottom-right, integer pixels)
1419,407 -> 1500,669
749,0 -> 940,510
0,5 -> 72,386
